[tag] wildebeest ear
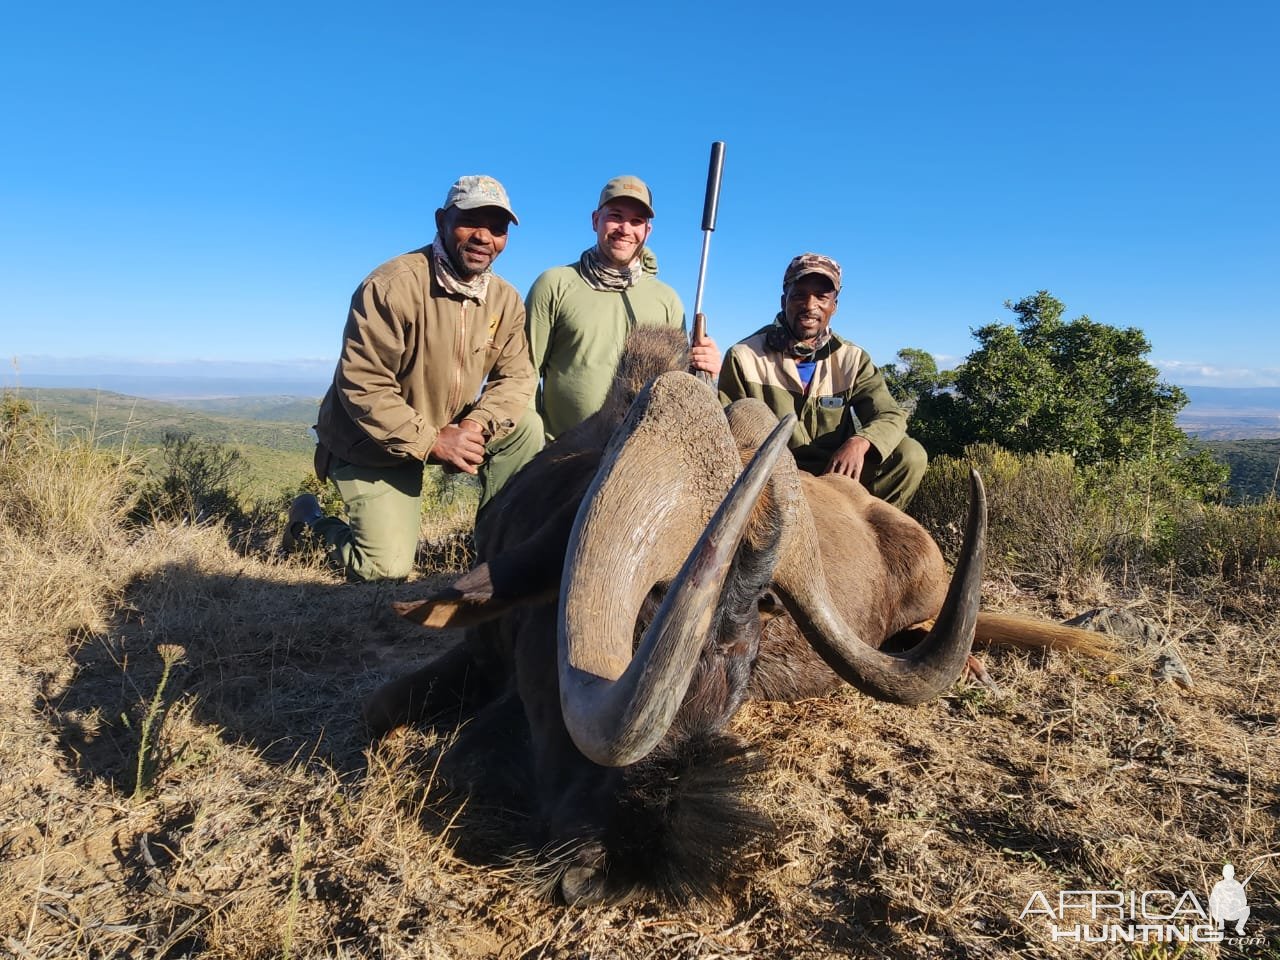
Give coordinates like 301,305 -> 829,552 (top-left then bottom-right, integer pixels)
394,563 -> 499,628
393,561 -> 558,629
757,590 -> 785,622
395,483 -> 578,629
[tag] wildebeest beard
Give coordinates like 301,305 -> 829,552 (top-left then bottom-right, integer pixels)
534,556 -> 783,905
393,534 -> 787,905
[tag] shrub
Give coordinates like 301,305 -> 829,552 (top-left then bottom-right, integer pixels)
914,442 -> 1279,597
1166,500 -> 1280,591
1,396 -> 142,549
912,443 -> 1107,585
135,431 -> 249,525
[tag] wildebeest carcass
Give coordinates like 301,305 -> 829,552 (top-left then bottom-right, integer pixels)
365,327 -> 1109,903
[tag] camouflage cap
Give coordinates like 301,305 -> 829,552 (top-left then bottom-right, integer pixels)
442,175 -> 519,225
597,175 -> 655,218
783,253 -> 841,292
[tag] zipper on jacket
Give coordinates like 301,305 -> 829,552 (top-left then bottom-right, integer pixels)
448,299 -> 467,416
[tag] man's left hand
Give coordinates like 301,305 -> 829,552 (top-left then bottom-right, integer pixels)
690,334 -> 722,378
825,436 -> 873,482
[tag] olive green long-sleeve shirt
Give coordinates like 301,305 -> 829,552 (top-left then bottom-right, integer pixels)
525,263 -> 684,439
314,246 -> 535,470
718,325 -> 908,475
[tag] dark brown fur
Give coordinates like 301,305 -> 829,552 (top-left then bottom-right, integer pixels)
367,327 -> 1100,901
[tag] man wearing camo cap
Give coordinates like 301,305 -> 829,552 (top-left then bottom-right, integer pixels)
524,174 -> 721,441
718,253 -> 926,507
284,175 -> 540,580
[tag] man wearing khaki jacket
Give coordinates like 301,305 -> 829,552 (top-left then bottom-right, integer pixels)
285,175 -> 539,581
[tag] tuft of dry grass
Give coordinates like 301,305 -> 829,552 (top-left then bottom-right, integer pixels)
3,410 -> 1278,958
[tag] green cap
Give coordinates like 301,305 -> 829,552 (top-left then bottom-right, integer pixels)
443,175 -> 519,225
597,175 -> 655,218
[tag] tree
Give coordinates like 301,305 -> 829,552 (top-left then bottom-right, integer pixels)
893,291 -> 1227,500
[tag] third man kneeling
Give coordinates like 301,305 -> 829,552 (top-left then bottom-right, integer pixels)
717,253 -> 926,508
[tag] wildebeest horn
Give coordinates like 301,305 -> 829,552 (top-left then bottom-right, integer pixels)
558,372 -> 795,767
782,468 -> 987,706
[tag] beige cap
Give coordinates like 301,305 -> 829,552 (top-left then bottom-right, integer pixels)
442,175 -> 519,225
597,175 -> 655,218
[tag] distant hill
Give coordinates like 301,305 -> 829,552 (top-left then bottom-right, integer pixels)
7,372 -> 328,399
1178,386 -> 1280,440
165,395 -> 323,423
14,388 -> 317,454
1200,437 -> 1280,503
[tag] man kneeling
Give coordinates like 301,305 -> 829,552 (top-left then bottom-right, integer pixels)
717,253 -> 925,508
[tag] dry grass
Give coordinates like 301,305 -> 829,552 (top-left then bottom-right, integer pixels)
3,415 -> 1278,959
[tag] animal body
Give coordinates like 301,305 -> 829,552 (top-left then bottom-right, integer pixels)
366,327 -> 1107,903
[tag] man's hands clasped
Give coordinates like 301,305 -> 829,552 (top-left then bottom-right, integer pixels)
431,419 -> 487,474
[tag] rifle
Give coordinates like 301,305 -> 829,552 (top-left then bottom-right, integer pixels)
691,141 -> 725,386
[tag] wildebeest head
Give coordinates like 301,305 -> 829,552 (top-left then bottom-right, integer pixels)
384,327 -> 986,902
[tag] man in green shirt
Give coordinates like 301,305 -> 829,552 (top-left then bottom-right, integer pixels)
525,175 -> 720,440
718,253 -> 926,508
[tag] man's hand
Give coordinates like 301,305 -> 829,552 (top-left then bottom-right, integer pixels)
690,333 -> 722,378
430,419 -> 487,474
825,435 -> 873,482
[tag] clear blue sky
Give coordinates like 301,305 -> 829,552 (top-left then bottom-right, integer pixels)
2,2 -> 1276,388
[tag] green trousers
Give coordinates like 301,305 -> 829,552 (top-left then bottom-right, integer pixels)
312,411 -> 543,581
864,435 -> 928,509
797,435 -> 927,509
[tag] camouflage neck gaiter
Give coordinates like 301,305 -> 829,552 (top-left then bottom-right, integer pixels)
577,245 -> 658,292
431,234 -> 492,303
764,312 -> 833,359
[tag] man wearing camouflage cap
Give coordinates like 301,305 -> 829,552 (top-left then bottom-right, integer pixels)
524,175 -> 721,441
285,175 -> 540,581
718,253 -> 926,507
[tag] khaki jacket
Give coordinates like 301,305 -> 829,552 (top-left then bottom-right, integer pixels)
314,246 -> 535,472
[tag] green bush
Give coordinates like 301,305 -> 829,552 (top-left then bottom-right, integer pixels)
135,431 -> 249,525
914,442 -> 1279,597
912,444 -> 1107,584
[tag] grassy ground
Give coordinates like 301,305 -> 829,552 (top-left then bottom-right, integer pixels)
2,417 -> 1277,959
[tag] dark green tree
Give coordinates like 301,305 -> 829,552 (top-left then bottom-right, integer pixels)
894,291 -> 1227,500
881,348 -> 961,456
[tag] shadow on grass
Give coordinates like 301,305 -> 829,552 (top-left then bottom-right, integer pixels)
38,551 -> 570,891
46,559 -> 450,774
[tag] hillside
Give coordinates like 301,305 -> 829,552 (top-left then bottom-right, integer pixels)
11,388 -> 319,504
2,405 -> 1277,960
165,395 -> 325,422
1202,437 -> 1280,502
17,387 -> 318,454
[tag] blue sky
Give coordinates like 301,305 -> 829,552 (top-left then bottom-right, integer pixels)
2,2 -> 1277,390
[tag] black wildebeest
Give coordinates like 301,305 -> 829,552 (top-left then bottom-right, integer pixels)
365,327 -> 1109,903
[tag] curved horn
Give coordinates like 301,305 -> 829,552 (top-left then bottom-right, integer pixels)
783,469 -> 987,705
557,373 -> 795,767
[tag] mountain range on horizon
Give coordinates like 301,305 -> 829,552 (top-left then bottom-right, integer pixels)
7,376 -> 1279,442
7,373 -> 1280,405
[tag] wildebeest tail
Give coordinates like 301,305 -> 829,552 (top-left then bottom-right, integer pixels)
974,611 -> 1117,659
